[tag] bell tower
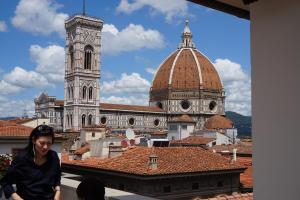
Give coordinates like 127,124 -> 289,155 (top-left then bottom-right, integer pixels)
64,14 -> 103,131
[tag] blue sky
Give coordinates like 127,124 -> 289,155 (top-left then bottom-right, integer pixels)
0,0 -> 251,117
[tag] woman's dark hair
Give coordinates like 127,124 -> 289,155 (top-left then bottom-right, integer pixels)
26,125 -> 55,156
76,177 -> 105,200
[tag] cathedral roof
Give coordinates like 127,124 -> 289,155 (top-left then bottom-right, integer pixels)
204,115 -> 234,130
100,103 -> 165,113
151,21 -> 223,92
169,114 -> 195,123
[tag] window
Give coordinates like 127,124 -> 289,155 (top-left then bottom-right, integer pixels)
82,86 -> 87,99
181,125 -> 187,130
67,115 -> 69,126
169,124 -> 177,131
84,45 -> 93,70
192,183 -> 199,190
154,119 -> 160,126
100,116 -> 107,125
156,102 -> 163,109
88,87 -> 93,100
128,118 -> 135,126
180,99 -> 191,110
92,132 -> 95,137
209,101 -> 217,111
68,87 -> 70,100
82,114 -> 86,127
217,181 -> 223,187
163,186 -> 171,193
70,114 -> 73,126
69,46 -> 74,69
88,115 -> 92,125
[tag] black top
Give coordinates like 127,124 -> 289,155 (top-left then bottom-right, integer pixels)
0,150 -> 61,200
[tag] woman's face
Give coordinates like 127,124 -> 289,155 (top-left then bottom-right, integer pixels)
33,136 -> 53,156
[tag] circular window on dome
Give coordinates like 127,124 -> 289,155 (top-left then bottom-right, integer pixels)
209,101 -> 217,112
128,117 -> 135,126
156,102 -> 163,109
180,100 -> 191,111
100,116 -> 107,125
154,119 -> 160,127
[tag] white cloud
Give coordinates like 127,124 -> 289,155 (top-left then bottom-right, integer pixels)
12,0 -> 68,37
101,73 -> 150,94
4,67 -> 50,88
146,67 -> 157,75
102,23 -> 165,55
0,80 -> 23,95
0,99 -> 35,117
116,0 -> 188,22
30,44 -> 65,83
214,58 -> 251,116
0,21 -> 7,32
101,95 -> 148,106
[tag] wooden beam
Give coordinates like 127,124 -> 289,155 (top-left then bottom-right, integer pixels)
187,0 -> 250,20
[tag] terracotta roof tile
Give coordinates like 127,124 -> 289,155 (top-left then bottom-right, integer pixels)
170,114 -> 195,123
209,144 -> 252,155
63,147 -> 245,176
170,136 -> 215,146
204,115 -> 233,130
100,103 -> 165,113
55,100 -> 64,106
0,125 -> 33,137
8,118 -> 33,124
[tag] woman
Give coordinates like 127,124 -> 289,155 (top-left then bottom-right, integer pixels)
0,125 -> 61,200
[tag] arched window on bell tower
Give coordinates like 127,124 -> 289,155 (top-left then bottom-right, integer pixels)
88,114 -> 92,125
82,114 -> 86,127
88,87 -> 93,100
82,86 -> 87,99
69,45 -> 75,70
84,45 -> 93,70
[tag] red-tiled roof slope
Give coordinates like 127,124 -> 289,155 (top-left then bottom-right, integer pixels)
209,144 -> 252,155
0,125 -> 33,137
204,115 -> 233,130
171,136 -> 215,146
170,114 -> 195,123
100,103 -> 165,113
8,118 -> 33,124
64,147 -> 245,176
0,120 -> 18,127
55,100 -> 64,106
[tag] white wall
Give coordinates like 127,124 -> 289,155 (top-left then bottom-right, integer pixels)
251,1 -> 300,199
167,123 -> 194,140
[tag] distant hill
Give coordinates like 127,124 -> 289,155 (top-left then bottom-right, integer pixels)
0,117 -> 17,120
225,111 -> 252,137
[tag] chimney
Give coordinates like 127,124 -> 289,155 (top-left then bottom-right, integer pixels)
149,154 -> 158,170
232,148 -> 237,162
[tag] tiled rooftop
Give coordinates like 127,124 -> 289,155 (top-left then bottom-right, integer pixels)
209,143 -> 252,155
100,103 -> 165,113
63,147 -> 245,176
204,115 -> 233,130
170,135 -> 215,146
169,114 -> 195,123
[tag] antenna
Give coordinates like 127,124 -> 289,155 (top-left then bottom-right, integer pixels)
83,0 -> 86,15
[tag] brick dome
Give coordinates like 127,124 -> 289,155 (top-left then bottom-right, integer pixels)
151,20 -> 222,93
151,48 -> 223,91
